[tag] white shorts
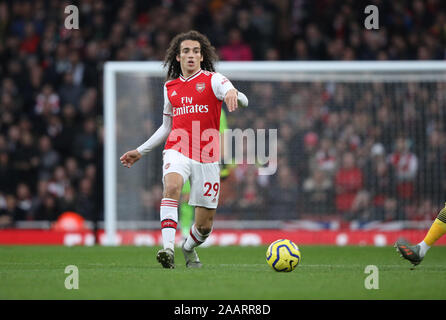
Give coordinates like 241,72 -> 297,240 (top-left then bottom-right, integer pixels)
162,149 -> 220,209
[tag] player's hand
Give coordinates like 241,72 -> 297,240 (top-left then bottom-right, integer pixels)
225,89 -> 238,112
120,149 -> 142,168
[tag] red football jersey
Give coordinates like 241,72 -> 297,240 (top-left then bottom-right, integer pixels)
163,69 -> 234,163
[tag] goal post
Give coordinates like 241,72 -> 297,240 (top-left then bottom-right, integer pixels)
103,61 -> 446,246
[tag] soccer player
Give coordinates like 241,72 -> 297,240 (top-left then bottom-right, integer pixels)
395,203 -> 446,266
119,30 -> 248,269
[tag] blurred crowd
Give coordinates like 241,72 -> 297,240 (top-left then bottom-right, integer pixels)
217,81 -> 446,222
0,0 -> 445,227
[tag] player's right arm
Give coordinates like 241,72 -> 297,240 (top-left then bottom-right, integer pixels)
120,84 -> 172,168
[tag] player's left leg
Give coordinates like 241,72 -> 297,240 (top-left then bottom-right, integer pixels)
182,207 -> 215,268
182,161 -> 220,268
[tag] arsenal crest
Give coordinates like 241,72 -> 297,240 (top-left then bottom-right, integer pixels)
196,82 -> 205,93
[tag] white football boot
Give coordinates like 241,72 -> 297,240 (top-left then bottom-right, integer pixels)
156,248 -> 175,269
181,241 -> 202,268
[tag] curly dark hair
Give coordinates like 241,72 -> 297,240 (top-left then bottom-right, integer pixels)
163,30 -> 219,80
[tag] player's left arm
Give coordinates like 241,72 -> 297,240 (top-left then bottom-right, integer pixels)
224,89 -> 249,112
212,73 -> 248,112
224,88 -> 238,112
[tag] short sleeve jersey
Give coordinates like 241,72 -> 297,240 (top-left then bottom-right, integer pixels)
163,69 -> 234,163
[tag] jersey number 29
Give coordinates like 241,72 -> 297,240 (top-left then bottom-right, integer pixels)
203,182 -> 219,197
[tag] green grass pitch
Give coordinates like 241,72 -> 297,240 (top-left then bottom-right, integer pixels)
1,245 -> 445,300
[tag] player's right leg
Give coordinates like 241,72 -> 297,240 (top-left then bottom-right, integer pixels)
157,150 -> 191,269
156,172 -> 182,269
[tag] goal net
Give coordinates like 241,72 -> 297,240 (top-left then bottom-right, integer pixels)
103,61 -> 446,245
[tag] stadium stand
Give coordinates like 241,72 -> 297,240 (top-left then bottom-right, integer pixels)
0,0 -> 445,228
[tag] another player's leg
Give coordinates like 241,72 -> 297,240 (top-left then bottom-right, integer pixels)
395,203 -> 446,266
394,238 -> 423,266
180,202 -> 194,239
157,172 -> 183,269
179,181 -> 194,240
182,207 -> 215,268
418,203 -> 446,256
